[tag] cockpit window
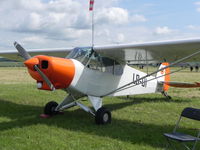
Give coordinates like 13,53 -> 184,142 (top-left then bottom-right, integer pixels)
88,52 -> 123,75
66,47 -> 123,75
66,47 -> 92,64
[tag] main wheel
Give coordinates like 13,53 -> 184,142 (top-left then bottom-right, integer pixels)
44,101 -> 58,115
95,107 -> 111,125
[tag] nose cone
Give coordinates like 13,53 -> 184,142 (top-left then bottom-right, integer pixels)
24,57 -> 39,70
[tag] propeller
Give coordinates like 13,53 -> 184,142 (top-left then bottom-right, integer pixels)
14,41 -> 55,91
14,41 -> 31,60
34,65 -> 55,90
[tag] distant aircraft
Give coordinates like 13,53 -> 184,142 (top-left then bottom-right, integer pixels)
1,39 -> 200,124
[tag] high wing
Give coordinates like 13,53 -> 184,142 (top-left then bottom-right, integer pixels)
93,39 -> 200,64
0,46 -> 73,61
1,38 -> 200,63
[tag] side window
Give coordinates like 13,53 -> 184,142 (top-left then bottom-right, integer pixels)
87,52 -> 103,71
102,57 -> 123,75
87,52 -> 123,75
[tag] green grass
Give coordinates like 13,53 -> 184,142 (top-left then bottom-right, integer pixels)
0,67 -> 200,150
0,62 -> 23,67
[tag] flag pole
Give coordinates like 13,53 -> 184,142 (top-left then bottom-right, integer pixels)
89,0 -> 95,48
92,8 -> 94,47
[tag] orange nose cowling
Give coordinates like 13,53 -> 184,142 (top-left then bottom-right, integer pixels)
25,55 -> 75,91
24,57 -> 43,81
24,57 -> 39,71
51,57 -> 75,89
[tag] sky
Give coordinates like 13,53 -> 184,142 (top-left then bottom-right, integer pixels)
0,0 -> 200,50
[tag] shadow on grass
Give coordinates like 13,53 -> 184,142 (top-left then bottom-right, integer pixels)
0,97 -> 191,149
117,95 -> 190,104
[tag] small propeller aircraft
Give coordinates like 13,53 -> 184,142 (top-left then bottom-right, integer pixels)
1,39 -> 200,124
1,0 -> 200,124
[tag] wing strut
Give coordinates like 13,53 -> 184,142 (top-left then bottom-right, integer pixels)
101,49 -> 200,97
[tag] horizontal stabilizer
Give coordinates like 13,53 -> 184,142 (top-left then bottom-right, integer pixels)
160,81 -> 200,88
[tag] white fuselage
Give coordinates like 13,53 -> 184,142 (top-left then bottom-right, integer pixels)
68,59 -> 158,97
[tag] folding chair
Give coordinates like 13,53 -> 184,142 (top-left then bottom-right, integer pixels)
164,107 -> 200,150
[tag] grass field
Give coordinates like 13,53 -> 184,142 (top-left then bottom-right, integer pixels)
0,67 -> 200,150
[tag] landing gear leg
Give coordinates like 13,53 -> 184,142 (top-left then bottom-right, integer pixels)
55,94 -> 77,111
43,94 -> 78,116
43,94 -> 112,125
162,91 -> 172,100
74,98 -> 112,124
88,96 -> 112,125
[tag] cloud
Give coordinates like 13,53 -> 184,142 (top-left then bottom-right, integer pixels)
0,0 -> 198,50
0,0 -> 90,41
195,1 -> 200,12
0,0 -> 130,45
26,12 -> 42,31
195,1 -> 200,5
187,25 -> 200,30
22,36 -> 46,44
95,7 -> 129,25
96,29 -> 110,37
131,14 -> 147,23
94,26 -> 152,45
154,26 -> 172,35
117,33 -> 125,43
94,0 -> 120,8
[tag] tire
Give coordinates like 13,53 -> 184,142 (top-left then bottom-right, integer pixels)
44,101 -> 58,115
167,95 -> 172,100
95,107 -> 111,125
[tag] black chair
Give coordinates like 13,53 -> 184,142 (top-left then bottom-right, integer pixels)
164,107 -> 200,150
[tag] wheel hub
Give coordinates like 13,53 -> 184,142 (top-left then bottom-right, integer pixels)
103,113 -> 109,122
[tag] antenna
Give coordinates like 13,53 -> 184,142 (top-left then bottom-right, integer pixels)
89,0 -> 95,48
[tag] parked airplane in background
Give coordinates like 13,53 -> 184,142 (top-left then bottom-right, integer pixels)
1,39 -> 200,124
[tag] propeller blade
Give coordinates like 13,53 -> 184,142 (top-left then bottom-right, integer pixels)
14,41 -> 55,91
34,65 -> 55,91
14,41 -> 31,60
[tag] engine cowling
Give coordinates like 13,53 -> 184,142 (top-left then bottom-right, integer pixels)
24,55 -> 75,91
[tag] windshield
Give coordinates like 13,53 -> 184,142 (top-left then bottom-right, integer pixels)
66,47 -> 92,64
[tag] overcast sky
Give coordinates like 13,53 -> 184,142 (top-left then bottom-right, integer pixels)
0,0 -> 200,50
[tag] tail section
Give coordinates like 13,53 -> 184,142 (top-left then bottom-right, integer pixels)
156,62 -> 170,91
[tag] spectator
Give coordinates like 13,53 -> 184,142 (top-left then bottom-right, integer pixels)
190,66 -> 193,72
195,65 -> 199,72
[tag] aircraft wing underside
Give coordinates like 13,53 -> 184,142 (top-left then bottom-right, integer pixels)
0,39 -> 200,63
94,39 -> 200,64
